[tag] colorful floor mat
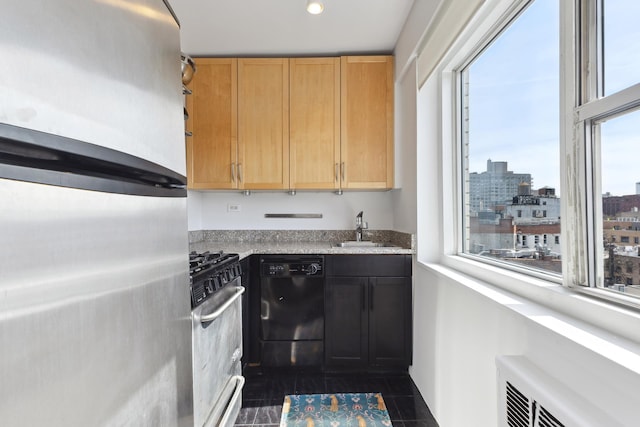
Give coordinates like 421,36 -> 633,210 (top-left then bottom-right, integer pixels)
280,393 -> 392,427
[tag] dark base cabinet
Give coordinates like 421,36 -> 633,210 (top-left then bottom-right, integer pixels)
325,255 -> 412,372
325,276 -> 368,367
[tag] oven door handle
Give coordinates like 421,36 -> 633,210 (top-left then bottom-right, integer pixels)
217,375 -> 245,427
199,286 -> 245,324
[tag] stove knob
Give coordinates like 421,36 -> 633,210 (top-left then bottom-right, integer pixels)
307,263 -> 320,275
205,278 -> 214,294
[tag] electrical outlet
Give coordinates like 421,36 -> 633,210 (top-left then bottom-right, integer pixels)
227,204 -> 241,212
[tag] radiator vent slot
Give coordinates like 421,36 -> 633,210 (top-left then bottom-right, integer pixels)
496,356 -> 622,427
538,405 -> 564,427
505,381 -> 531,426
505,381 -> 565,427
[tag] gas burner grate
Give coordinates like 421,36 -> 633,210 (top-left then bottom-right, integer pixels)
189,251 -> 238,275
189,251 -> 241,308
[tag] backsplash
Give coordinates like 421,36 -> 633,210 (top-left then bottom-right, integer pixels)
189,229 -> 415,249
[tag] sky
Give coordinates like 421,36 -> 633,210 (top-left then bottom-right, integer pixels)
466,0 -> 640,197
600,0 -> 640,196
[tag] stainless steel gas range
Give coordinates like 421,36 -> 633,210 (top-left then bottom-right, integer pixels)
189,251 -> 245,427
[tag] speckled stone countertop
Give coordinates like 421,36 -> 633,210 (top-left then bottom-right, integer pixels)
189,230 -> 415,259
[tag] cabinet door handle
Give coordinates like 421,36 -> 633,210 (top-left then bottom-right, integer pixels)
231,163 -> 237,184
238,163 -> 243,183
362,282 -> 366,311
340,162 -> 345,181
335,163 -> 339,183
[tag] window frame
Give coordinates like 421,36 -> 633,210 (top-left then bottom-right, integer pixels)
453,0 -> 564,280
574,0 -> 640,307
435,0 -> 565,286
433,0 -> 640,310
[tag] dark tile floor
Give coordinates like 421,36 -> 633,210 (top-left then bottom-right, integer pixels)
235,369 -> 439,426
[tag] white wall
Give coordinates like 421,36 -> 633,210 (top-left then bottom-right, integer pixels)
392,61 -> 418,234
187,190 -> 395,231
412,266 -> 528,425
413,264 -> 640,426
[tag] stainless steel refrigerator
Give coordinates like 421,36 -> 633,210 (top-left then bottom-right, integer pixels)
0,1 -> 193,426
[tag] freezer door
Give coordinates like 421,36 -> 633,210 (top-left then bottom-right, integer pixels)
0,179 -> 192,427
0,0 -> 185,174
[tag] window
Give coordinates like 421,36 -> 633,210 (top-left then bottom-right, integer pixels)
460,0 -> 559,272
452,0 -> 640,304
579,0 -> 640,296
602,0 -> 640,95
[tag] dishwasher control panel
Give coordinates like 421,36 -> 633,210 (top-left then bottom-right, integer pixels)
260,256 -> 324,277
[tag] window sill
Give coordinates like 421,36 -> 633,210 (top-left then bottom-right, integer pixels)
419,255 -> 640,364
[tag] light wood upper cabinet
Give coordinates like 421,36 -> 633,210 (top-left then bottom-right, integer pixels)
186,58 -> 238,189
340,56 -> 394,189
289,58 -> 341,190
238,58 -> 290,190
186,55 -> 394,191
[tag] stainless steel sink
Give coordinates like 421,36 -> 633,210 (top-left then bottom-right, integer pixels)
333,241 -> 400,248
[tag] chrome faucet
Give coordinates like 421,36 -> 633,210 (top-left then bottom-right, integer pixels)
355,211 -> 368,242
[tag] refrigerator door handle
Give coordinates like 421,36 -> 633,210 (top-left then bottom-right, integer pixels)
199,286 -> 245,324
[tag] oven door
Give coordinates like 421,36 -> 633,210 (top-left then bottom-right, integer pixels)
192,280 -> 245,427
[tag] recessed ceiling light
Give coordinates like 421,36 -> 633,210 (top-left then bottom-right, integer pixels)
306,0 -> 324,15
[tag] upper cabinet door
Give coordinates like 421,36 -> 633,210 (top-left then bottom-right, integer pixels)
289,58 -> 341,190
186,58 -> 238,189
238,58 -> 290,190
340,56 -> 394,189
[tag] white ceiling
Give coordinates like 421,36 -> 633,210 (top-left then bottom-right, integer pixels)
168,0 -> 415,56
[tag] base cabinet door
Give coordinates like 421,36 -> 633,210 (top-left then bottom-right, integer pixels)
368,277 -> 412,368
325,277 -> 368,368
325,255 -> 412,372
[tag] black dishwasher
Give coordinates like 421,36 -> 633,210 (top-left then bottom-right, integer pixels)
259,255 -> 324,367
